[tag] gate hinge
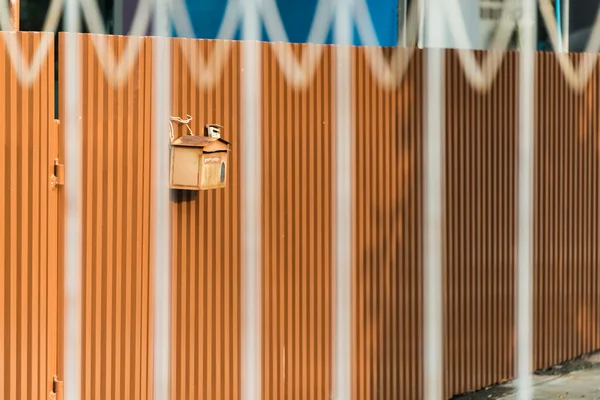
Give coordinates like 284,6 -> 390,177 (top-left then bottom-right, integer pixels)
50,159 -> 65,190
48,375 -> 63,400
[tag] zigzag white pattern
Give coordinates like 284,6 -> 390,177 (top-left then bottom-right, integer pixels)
353,0 -> 419,88
347,0 -> 518,91
0,0 -> 62,85
538,0 -> 600,92
3,0 -> 600,91
79,0 -> 152,86
443,0 -> 518,91
170,0 -> 239,88
260,0 -> 333,88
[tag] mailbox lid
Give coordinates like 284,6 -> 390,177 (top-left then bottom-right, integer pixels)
171,135 -> 231,152
203,141 -> 230,153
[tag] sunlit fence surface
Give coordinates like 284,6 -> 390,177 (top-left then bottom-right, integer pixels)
1,1 -> 600,400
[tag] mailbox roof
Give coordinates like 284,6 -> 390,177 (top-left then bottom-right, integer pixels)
171,135 -> 231,151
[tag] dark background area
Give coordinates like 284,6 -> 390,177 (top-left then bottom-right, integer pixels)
17,0 -> 116,117
18,0 -> 115,33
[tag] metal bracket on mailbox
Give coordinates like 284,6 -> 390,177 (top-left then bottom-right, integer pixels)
205,124 -> 223,139
50,159 -> 65,190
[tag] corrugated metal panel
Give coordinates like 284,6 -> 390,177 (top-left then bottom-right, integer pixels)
0,32 -> 59,399
60,34 -> 244,400
443,50 -> 518,397
533,51 -> 600,371
59,33 -> 155,400
169,38 -> 241,400
44,34 -> 600,400
351,47 -> 424,400
259,42 -> 334,400
351,47 -> 600,399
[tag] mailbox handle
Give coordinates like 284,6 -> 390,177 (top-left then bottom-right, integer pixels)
169,114 -> 194,142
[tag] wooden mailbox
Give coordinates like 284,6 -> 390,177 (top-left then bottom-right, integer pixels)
170,127 -> 231,191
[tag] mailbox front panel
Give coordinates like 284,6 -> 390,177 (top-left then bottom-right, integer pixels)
170,147 -> 201,190
200,152 -> 228,190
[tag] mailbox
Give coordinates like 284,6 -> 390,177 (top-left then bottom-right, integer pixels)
170,125 -> 231,191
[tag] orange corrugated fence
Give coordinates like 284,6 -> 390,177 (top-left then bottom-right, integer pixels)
0,31 -> 599,399
0,32 -> 60,399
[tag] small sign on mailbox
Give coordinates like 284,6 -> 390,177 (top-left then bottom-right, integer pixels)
170,125 -> 231,191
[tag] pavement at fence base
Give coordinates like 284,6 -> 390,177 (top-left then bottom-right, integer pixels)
454,351 -> 600,400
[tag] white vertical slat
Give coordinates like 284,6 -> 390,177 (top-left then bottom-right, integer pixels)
113,0 -> 123,35
241,0 -> 262,399
516,0 -> 536,399
64,0 -> 82,398
153,0 -> 172,399
333,0 -> 353,399
562,0 -> 570,51
424,0 -> 445,398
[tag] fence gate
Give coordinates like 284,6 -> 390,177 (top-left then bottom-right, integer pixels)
0,32 -> 61,399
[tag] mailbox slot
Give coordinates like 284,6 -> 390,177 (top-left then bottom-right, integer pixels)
200,150 -> 228,190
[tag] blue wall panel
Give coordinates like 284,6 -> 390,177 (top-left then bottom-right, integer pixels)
175,0 -> 398,46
